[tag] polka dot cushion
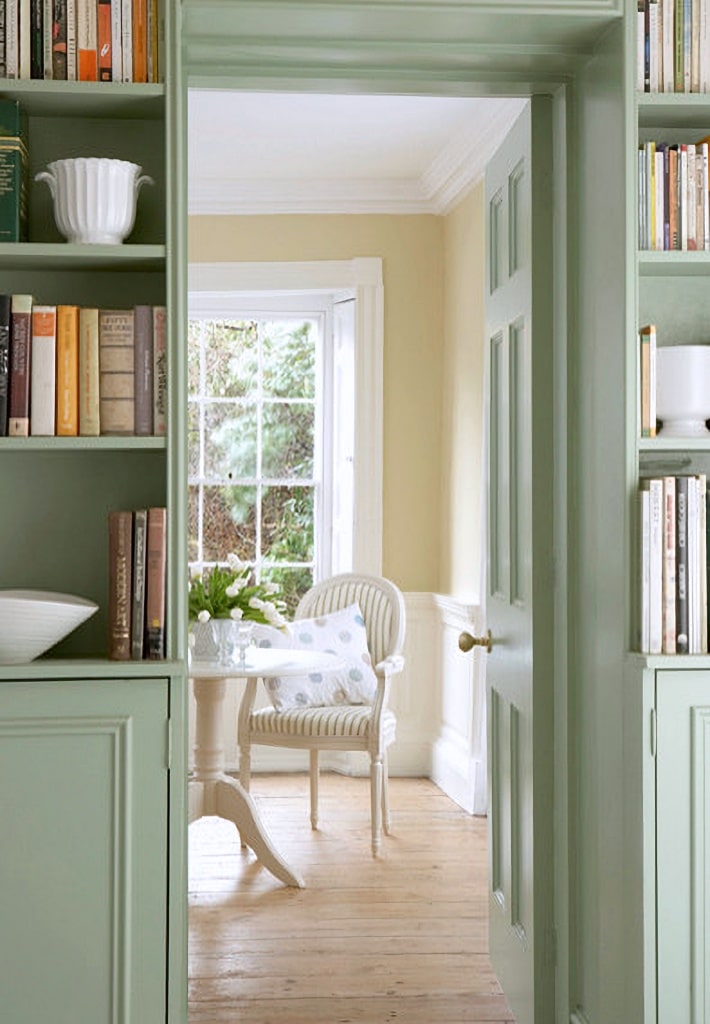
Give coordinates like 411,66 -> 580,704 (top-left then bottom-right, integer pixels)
264,602 -> 378,711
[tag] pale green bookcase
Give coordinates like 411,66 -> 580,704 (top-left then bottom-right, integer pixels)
0,4 -> 188,1023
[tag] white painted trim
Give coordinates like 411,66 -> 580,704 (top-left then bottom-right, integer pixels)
188,258 -> 383,576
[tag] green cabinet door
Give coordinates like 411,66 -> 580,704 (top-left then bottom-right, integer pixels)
0,677 -> 169,1024
657,671 -> 710,1024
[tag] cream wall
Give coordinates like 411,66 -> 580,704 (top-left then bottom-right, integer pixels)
440,181 -> 486,601
188,214 -> 445,593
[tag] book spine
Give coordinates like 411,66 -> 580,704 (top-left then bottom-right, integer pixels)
662,475 -> 677,652
680,144 -> 689,247
699,473 -> 707,652
6,0 -> 18,78
19,0 -> 31,78
649,477 -> 664,654
669,144 -> 679,247
77,0 -> 96,80
120,0 -> 131,81
663,0 -> 675,90
42,0 -> 53,76
684,0 -> 692,91
51,0 -> 67,79
131,508 -> 147,659
640,488 -> 651,652
110,0 -> 121,80
691,0 -> 701,91
147,0 -> 156,81
99,308 -> 135,435
133,303 -> 153,435
108,508 -> 133,660
78,306 -> 100,436
55,303 -> 79,435
687,142 -> 697,247
639,324 -> 658,437
152,304 -> 166,435
132,0 -> 146,82
145,505 -> 166,659
649,0 -> 660,91
676,0 -> 685,90
676,475 -> 690,652
30,0 -> 43,77
7,292 -> 32,435
97,0 -> 111,79
688,475 -> 699,650
0,294 -> 10,435
29,304 -> 56,436
0,98 -> 29,243
65,0 -> 76,78
0,1 -> 7,78
655,148 -> 665,248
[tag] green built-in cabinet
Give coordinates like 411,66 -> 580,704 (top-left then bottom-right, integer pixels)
0,3 -> 188,1021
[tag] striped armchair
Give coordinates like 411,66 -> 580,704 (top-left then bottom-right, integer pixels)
238,573 -> 406,855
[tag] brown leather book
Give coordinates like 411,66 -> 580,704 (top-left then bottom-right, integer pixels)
133,304 -> 153,436
145,506 -> 166,659
99,308 -> 135,435
7,293 -> 33,436
108,509 -> 133,660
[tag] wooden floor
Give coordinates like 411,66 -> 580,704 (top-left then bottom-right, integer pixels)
188,773 -> 514,1024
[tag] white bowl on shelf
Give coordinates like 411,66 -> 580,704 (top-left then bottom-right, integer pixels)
0,589 -> 99,665
34,157 -> 154,245
656,344 -> 710,438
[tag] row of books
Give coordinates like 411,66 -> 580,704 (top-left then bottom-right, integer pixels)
638,139 -> 710,250
640,474 -> 710,654
0,0 -> 161,82
639,323 -> 658,438
109,505 -> 166,660
637,0 -> 710,93
0,295 -> 167,437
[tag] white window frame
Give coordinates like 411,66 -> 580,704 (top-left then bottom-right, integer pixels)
188,258 -> 384,577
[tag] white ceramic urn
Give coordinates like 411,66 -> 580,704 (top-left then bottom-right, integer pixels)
656,344 -> 710,437
35,157 -> 154,244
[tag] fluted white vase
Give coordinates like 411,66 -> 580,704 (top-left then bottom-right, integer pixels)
35,157 -> 154,244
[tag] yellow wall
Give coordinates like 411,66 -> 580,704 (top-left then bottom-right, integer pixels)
189,214 -> 445,592
441,182 -> 486,600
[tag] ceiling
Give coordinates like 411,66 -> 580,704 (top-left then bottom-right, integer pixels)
187,91 -> 528,216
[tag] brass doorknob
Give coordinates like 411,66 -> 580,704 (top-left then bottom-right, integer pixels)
459,629 -> 492,654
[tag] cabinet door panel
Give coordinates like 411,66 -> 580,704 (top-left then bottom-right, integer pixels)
0,679 -> 168,1024
657,671 -> 710,1024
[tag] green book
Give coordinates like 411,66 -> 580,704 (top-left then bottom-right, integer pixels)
0,99 -> 29,243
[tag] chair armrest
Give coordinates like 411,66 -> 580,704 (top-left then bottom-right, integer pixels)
375,654 -> 405,677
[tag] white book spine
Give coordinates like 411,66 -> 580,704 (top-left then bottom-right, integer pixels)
701,0 -> 710,92
649,325 -> 657,434
110,0 -> 122,81
42,0 -> 52,77
638,4 -> 646,92
649,0 -> 660,91
680,146 -> 689,248
121,0 -> 131,81
641,488 -> 651,653
688,475 -> 699,651
663,0 -> 675,90
662,475 -> 677,653
650,478 -> 664,654
6,0 -> 18,77
29,305 -> 57,436
66,0 -> 77,79
687,143 -> 697,248
692,0 -> 701,91
18,0 -> 30,78
699,473 -> 708,652
655,149 -> 665,249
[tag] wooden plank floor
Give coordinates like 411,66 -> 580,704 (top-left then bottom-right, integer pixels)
188,773 -> 515,1024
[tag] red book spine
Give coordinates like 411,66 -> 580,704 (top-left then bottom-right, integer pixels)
8,294 -> 33,436
145,506 -> 166,659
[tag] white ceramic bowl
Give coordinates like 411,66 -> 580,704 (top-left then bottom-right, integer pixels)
35,157 -> 153,244
656,344 -> 710,437
0,589 -> 99,665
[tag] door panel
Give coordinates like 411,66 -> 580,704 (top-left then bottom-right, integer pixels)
485,96 -> 555,1024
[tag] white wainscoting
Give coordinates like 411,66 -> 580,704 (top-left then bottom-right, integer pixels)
187,592 -> 487,815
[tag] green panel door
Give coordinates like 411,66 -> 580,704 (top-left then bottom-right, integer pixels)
484,96 -> 555,1024
657,670 -> 710,1024
0,678 -> 169,1024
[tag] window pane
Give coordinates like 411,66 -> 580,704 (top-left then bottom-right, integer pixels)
187,402 -> 200,477
187,486 -> 199,563
262,320 -> 316,399
187,321 -> 201,395
204,320 -> 258,398
204,402 -> 257,479
202,484 -> 257,563
262,402 -> 314,479
261,485 -> 314,563
261,566 -> 314,617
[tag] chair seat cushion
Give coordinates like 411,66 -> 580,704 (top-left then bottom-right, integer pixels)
250,704 -> 396,742
263,603 -> 378,710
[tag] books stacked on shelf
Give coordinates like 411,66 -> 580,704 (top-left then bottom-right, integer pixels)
639,474 -> 710,654
0,97 -> 28,242
637,0 -> 710,93
0,0 -> 161,82
639,323 -> 657,438
108,505 -> 166,660
0,294 -> 166,436
638,138 -> 710,250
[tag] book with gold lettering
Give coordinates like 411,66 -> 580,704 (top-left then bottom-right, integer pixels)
108,509 -> 133,660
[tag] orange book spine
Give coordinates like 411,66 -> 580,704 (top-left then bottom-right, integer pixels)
56,304 -> 79,436
97,0 -> 112,80
77,0 -> 97,80
132,0 -> 147,82
145,505 -> 166,659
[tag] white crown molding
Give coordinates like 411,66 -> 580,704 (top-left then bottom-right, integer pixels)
188,96 -> 526,216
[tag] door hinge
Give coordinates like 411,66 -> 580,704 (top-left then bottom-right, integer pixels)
166,717 -> 172,770
650,707 -> 657,758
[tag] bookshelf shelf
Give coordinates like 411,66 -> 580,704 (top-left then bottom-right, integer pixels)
0,80 -> 165,119
638,251 -> 710,275
0,658 -> 183,682
0,243 -> 166,271
637,93 -> 710,129
638,436 -> 710,452
0,436 -> 167,451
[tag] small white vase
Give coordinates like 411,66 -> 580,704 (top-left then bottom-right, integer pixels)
190,618 -> 242,666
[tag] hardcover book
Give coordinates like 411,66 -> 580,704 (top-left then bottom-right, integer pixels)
134,304 -> 153,435
676,475 -> 690,654
78,306 -> 100,436
0,295 -> 10,435
8,293 -> 33,436
52,0 -> 68,79
56,303 -> 79,435
77,0 -> 97,79
98,0 -> 112,80
152,305 -> 167,435
108,509 -> 133,660
145,506 -> 166,659
99,308 -> 135,435
662,475 -> 676,653
132,0 -> 147,82
30,304 -> 57,435
131,508 -> 147,659
0,98 -> 29,242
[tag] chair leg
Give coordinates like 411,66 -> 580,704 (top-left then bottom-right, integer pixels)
238,743 -> 252,849
309,749 -> 319,830
370,755 -> 383,856
381,748 -> 391,835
